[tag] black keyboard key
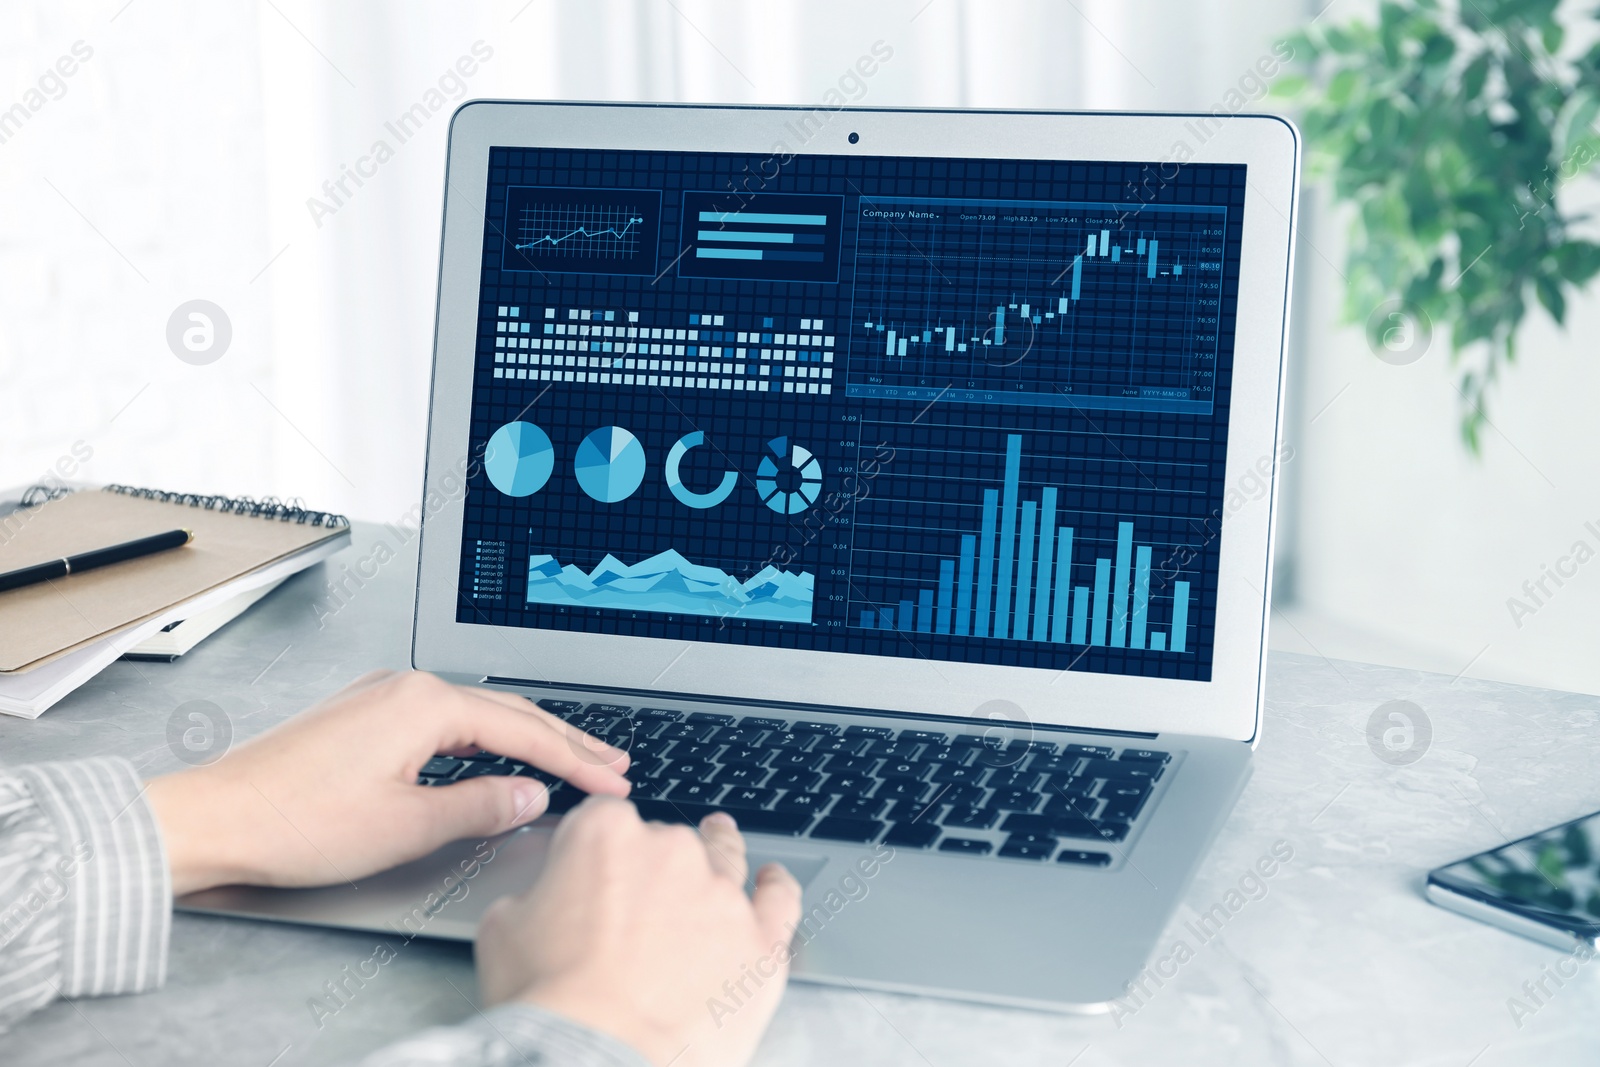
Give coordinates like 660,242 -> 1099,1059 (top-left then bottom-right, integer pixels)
743,717 -> 789,730
863,739 -> 922,759
989,789 -> 1043,812
637,707 -> 685,721
713,764 -> 770,787
667,781 -> 725,803
941,805 -> 999,830
721,786 -> 778,810
421,757 -> 464,777
1009,740 -> 1059,755
823,755 -> 878,776
885,797 -> 946,821
767,769 -> 821,792
1026,754 -> 1081,774
819,774 -> 876,797
626,776 -> 672,799
1119,749 -> 1171,764
1099,784 -> 1152,821
987,771 -> 1042,791
1058,849 -> 1112,867
921,745 -> 974,765
1081,758 -> 1162,782
926,782 -> 985,807
900,730 -> 948,745
1064,743 -> 1115,759
883,821 -> 941,848
1091,820 -> 1132,842
719,745 -> 771,767
938,837 -> 992,855
536,699 -> 583,715
667,741 -> 722,762
813,736 -> 871,757
765,732 -> 817,750
545,786 -> 587,814
973,746 -> 1022,768
810,817 -> 885,842
1042,774 -> 1097,797
999,836 -> 1056,860
631,799 -> 811,835
772,790 -> 829,815
716,726 -> 770,746
830,796 -> 888,820
585,703 -> 634,716
875,779 -> 930,803
1000,813 -> 1058,836
658,722 -> 720,742
770,750 -> 827,771
947,735 -> 989,749
793,721 -> 840,735
624,737 -> 676,762
1048,817 -> 1106,840
1042,794 -> 1098,821
661,759 -> 716,781
878,760 -> 930,782
456,762 -> 514,778
843,725 -> 895,739
686,712 -> 737,725
931,764 -> 987,785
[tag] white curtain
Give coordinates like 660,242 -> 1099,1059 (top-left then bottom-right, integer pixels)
1,0 -> 1305,522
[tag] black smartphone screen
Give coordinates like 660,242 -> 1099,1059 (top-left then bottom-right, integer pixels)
1430,809 -> 1600,935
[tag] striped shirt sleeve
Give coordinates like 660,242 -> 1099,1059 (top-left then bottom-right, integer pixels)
0,757 -> 170,1033
355,1002 -> 651,1067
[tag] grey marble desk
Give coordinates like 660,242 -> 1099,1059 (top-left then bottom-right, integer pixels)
3,522 -> 1598,1066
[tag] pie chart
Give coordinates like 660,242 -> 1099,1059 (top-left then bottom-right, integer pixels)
484,421 -> 554,497
756,436 -> 822,515
575,425 -> 647,503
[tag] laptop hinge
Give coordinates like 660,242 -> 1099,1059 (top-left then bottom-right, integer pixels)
483,676 -> 1159,739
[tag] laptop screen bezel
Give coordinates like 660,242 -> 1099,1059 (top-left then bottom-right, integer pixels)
412,102 -> 1298,744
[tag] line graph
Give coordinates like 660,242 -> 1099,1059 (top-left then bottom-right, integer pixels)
500,185 -> 662,277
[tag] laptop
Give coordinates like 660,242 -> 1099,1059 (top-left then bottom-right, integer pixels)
180,102 -> 1299,1012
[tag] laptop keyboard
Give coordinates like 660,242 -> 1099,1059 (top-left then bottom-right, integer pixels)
417,700 -> 1171,866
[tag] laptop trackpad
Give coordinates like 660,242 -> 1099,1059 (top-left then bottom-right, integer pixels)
746,852 -> 828,893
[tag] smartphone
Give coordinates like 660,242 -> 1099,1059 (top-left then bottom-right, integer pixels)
1427,809 -> 1600,951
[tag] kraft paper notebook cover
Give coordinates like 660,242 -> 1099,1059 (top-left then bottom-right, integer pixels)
0,486 -> 349,674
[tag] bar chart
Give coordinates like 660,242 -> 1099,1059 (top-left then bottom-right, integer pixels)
678,192 -> 845,283
850,431 -> 1197,655
846,195 -> 1226,415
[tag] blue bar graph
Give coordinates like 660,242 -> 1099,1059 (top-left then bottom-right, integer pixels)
995,306 -> 1005,346
1111,522 -> 1133,648
1051,527 -> 1074,643
1071,586 -> 1089,645
1099,229 -> 1110,254
955,535 -> 975,636
936,560 -> 955,635
975,489 -> 998,638
1172,581 -> 1190,653
1032,488 -> 1058,642
1013,501 -> 1037,640
854,434 -> 1197,657
1147,239 -> 1159,279
993,436 -> 1022,634
1071,255 -> 1083,300
698,230 -> 797,244
699,210 -> 828,225
697,247 -> 763,260
1131,545 -> 1152,650
1091,559 -> 1111,646
1111,245 -> 1121,262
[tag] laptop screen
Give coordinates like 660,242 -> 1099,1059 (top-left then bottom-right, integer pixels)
454,146 -> 1246,683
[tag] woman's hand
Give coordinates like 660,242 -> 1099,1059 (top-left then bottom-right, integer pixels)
476,798 -> 802,1067
147,670 -> 630,895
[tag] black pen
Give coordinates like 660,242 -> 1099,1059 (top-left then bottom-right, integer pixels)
0,528 -> 194,593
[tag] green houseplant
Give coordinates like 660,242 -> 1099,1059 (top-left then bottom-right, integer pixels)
1275,0 -> 1600,449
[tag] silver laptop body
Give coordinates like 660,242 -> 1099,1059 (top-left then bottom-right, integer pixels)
181,102 -> 1299,1012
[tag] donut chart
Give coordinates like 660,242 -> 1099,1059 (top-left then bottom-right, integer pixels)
755,436 -> 821,515
665,431 -> 738,510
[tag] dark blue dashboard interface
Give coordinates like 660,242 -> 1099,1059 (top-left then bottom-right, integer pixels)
456,146 -> 1247,682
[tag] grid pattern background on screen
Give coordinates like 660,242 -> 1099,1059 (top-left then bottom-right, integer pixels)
455,147 -> 1247,681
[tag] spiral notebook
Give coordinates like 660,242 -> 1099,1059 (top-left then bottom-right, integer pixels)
0,485 -> 350,717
